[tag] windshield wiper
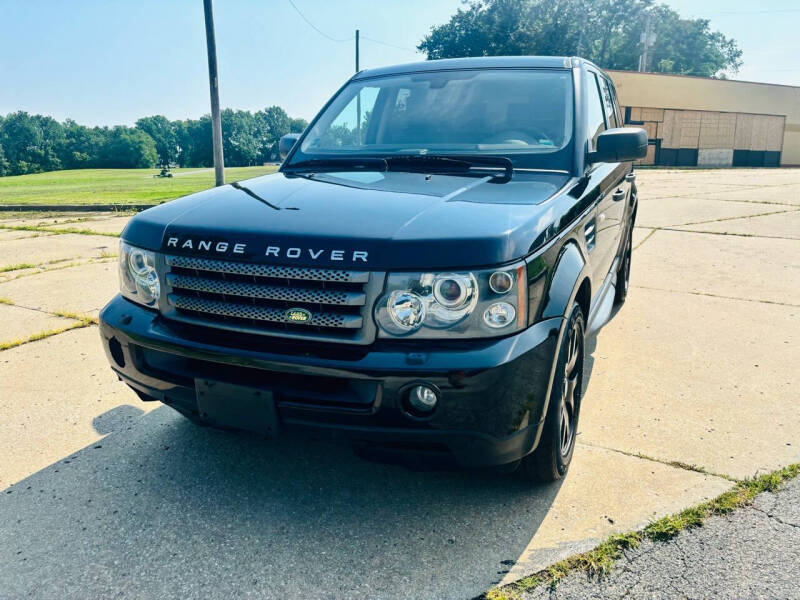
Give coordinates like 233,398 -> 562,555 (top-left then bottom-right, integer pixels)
384,154 -> 514,183
282,157 -> 388,173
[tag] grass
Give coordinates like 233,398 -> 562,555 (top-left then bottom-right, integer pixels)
0,223 -> 121,237
486,462 -> 800,600
0,297 -> 98,352
0,318 -> 96,351
0,166 -> 278,207
0,256 -> 117,282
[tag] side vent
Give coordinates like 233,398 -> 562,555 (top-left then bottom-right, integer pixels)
584,218 -> 596,252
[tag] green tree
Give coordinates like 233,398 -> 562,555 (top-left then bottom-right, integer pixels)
135,115 -> 178,167
289,117 -> 308,133
418,0 -> 742,78
99,126 -> 158,168
0,111 -> 63,174
0,142 -> 9,176
57,120 -> 106,169
221,109 -> 260,167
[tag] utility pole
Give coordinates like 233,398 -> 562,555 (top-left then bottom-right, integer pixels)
355,29 -> 360,72
355,29 -> 361,144
638,12 -> 656,72
203,0 -> 225,186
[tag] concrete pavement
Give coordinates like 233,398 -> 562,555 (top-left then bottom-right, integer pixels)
0,168 -> 798,599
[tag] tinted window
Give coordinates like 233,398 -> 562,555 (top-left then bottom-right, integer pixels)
584,71 -> 606,151
599,77 -> 618,128
299,70 -> 574,158
607,80 -> 623,126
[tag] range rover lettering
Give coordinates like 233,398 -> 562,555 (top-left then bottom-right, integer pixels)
99,57 -> 646,482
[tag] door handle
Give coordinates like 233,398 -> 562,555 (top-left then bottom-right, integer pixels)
625,172 -> 636,182
612,189 -> 626,202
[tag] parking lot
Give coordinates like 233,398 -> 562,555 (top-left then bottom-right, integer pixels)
1,168 -> 798,599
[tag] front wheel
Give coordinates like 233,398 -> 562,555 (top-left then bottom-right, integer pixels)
520,302 -> 585,482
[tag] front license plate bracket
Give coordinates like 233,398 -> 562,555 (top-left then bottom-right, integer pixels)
195,379 -> 279,437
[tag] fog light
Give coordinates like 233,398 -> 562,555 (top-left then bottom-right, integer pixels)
408,384 -> 438,413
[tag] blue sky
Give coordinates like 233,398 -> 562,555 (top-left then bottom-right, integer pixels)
1,0 -> 798,126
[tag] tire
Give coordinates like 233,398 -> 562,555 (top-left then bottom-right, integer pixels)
520,302 -> 585,483
614,222 -> 633,305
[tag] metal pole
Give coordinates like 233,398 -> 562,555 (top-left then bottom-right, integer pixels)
641,12 -> 652,73
355,29 -> 361,144
355,29 -> 359,72
203,0 -> 225,186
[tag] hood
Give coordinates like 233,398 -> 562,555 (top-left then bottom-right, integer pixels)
123,170 -> 575,270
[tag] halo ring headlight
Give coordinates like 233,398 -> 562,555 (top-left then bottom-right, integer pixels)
433,273 -> 474,309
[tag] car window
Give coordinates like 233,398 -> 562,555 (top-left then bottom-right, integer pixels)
299,70 -> 574,157
599,77 -> 618,128
607,80 -> 623,127
585,71 -> 606,151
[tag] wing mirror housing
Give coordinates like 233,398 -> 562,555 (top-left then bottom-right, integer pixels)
588,128 -> 648,164
279,133 -> 301,160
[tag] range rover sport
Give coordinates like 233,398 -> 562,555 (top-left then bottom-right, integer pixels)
99,57 -> 646,481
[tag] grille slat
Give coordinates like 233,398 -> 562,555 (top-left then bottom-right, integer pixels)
166,255 -> 369,283
162,255 -> 377,343
167,273 -> 366,306
169,294 -> 363,329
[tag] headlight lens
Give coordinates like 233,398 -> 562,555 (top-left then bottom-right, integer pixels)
375,263 -> 526,338
119,241 -> 160,307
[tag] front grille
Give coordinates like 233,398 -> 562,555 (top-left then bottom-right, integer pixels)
162,255 -> 382,344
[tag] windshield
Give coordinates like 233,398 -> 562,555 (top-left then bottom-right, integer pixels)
290,69 -> 574,170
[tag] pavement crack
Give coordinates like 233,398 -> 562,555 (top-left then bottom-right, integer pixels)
752,505 -> 800,529
630,285 -> 800,308
632,228 -> 658,250
659,226 -> 800,241
576,441 -> 735,481
672,207 -> 800,227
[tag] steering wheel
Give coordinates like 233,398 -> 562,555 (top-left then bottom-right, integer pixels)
484,129 -> 549,146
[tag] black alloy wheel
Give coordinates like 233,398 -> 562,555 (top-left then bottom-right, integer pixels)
520,302 -> 585,482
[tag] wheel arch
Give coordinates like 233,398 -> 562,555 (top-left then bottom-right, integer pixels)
540,241 -> 592,322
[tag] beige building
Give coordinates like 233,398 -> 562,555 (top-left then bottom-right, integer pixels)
607,70 -> 800,167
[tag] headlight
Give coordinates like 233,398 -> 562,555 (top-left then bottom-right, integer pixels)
119,241 -> 160,307
375,263 -> 527,338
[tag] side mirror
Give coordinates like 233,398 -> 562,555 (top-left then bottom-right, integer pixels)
589,128 -> 648,164
279,133 -> 301,160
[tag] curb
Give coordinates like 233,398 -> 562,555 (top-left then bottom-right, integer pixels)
0,204 -> 152,213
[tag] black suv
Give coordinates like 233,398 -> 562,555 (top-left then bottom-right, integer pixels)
100,57 -> 646,481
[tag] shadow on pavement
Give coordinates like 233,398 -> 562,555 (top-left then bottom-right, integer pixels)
0,405 -> 562,600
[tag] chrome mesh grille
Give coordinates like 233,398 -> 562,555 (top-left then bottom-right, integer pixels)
169,295 -> 363,329
167,274 -> 365,306
166,255 -> 369,283
163,255 -> 377,343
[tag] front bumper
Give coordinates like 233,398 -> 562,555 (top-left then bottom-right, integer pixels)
99,295 -> 563,467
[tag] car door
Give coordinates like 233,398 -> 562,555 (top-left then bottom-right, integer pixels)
584,69 -> 628,287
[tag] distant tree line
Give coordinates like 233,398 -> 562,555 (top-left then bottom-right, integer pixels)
419,0 -> 742,78
0,108 -> 308,177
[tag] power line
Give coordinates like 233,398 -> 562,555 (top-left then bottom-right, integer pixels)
702,8 -> 800,17
285,0 -> 353,43
284,0 -> 419,57
360,35 -> 418,54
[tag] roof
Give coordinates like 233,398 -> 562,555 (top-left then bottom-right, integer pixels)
353,56 -> 576,80
606,69 -> 800,91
